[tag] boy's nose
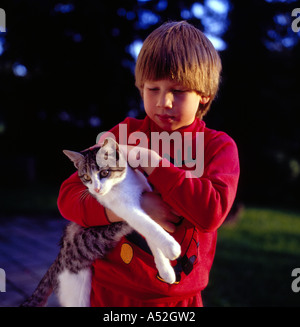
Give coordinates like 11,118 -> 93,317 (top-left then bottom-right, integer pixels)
157,92 -> 173,109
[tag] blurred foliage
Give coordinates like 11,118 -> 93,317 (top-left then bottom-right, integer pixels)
0,182 -> 59,216
0,0 -> 299,209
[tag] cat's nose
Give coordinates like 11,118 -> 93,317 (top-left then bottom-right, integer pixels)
94,187 -> 101,193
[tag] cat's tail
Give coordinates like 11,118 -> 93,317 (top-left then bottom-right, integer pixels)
20,259 -> 59,307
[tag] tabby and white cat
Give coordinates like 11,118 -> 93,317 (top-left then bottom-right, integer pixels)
21,138 -> 181,307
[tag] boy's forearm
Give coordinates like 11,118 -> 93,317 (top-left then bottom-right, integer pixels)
105,208 -> 123,223
147,139 -> 240,233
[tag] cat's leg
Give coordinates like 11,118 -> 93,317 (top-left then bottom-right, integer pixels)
113,204 -> 181,261
130,208 -> 181,260
148,224 -> 181,261
57,268 -> 92,307
147,239 -> 177,284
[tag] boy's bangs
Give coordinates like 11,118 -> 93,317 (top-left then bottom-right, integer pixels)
140,44 -> 197,91
145,51 -> 182,83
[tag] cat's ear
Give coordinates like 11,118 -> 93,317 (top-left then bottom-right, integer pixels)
102,137 -> 119,151
101,137 -> 120,158
63,150 -> 84,169
98,137 -> 126,167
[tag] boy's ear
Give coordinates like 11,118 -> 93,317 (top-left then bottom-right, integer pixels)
199,95 -> 210,105
63,150 -> 84,169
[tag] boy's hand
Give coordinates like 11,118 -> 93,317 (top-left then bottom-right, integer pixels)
141,192 -> 182,233
118,144 -> 162,176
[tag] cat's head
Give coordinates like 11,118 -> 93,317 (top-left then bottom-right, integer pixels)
63,138 -> 127,196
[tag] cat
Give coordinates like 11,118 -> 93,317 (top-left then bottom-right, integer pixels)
21,137 -> 181,307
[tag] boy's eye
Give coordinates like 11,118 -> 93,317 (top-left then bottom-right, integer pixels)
100,170 -> 109,178
172,89 -> 187,93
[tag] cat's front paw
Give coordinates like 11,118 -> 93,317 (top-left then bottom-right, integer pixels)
157,266 -> 177,284
163,239 -> 181,261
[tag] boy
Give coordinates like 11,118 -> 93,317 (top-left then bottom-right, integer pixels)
57,21 -> 240,307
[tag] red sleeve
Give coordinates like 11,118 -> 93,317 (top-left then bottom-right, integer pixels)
147,133 -> 240,233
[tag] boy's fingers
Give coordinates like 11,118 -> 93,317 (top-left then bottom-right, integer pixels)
161,221 -> 176,234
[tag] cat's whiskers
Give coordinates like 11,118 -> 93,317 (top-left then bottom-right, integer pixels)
75,188 -> 90,202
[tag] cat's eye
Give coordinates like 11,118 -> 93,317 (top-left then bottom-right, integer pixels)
100,170 -> 109,178
83,174 -> 91,181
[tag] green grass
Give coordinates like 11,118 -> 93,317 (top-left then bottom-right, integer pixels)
203,207 -> 300,306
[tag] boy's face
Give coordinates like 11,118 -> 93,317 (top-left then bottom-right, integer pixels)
143,79 -> 202,131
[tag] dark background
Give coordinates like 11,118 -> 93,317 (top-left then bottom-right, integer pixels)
0,0 -> 299,212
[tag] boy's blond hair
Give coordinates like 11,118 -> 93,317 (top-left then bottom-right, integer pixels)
135,21 -> 222,119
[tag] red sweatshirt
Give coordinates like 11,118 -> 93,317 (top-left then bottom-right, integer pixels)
57,116 -> 240,306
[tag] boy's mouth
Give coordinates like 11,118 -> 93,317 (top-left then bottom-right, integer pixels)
156,114 -> 175,122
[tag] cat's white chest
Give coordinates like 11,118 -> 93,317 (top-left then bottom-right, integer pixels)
97,168 -> 150,207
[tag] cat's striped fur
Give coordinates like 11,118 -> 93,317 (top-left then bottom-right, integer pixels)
20,222 -> 130,307
21,138 -> 181,307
